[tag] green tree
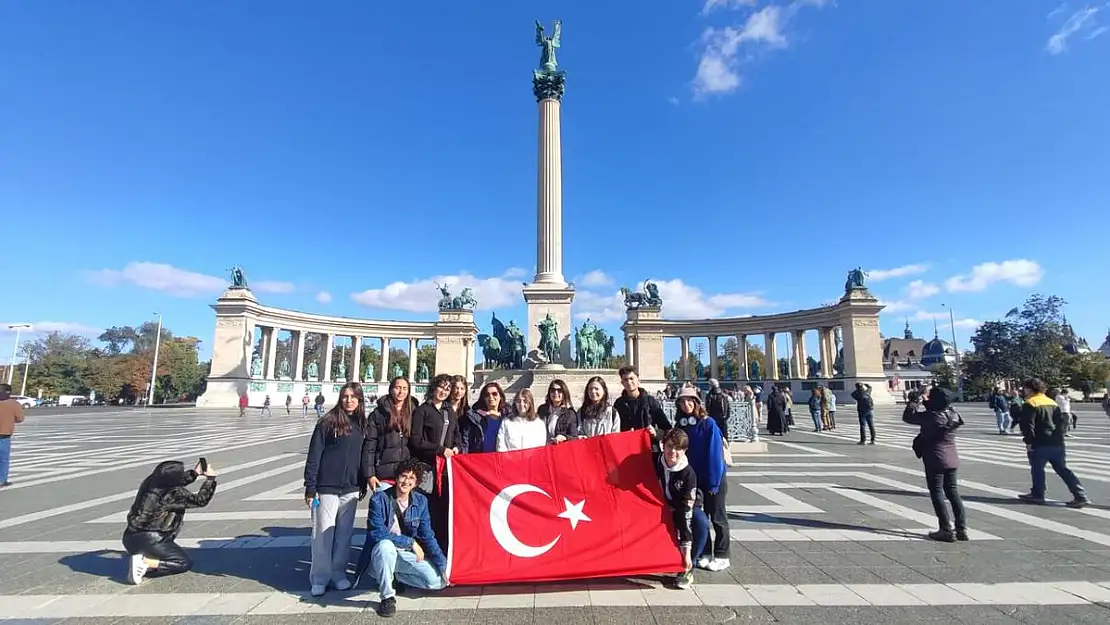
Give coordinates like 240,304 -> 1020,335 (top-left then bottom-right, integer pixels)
387,348 -> 410,378
930,362 -> 958,390
964,294 -> 1071,389
416,344 -> 437,378
719,338 -> 767,380
667,353 -> 704,380
20,332 -> 94,397
359,345 -> 382,379
1063,353 -> 1110,399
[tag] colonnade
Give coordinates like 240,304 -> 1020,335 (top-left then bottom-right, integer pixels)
252,327 -> 446,383
656,328 -> 839,381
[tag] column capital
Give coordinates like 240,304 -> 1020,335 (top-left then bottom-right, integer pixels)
533,70 -> 566,102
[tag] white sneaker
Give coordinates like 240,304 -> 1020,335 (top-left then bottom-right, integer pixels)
696,556 -> 713,570
310,584 -> 327,597
127,554 -> 148,585
333,578 -> 352,591
706,558 -> 731,572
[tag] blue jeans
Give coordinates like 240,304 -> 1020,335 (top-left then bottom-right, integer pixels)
1027,445 -> 1085,499
810,410 -> 822,431
0,437 -> 10,483
858,412 -> 875,442
691,506 -> 709,561
994,410 -> 1010,432
370,539 -> 445,600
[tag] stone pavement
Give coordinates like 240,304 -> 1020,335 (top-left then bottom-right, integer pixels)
1,404 -> 1109,624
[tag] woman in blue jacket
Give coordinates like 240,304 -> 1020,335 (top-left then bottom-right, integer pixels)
673,386 -> 731,572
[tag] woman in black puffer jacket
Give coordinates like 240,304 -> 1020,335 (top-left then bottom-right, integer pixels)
365,377 -> 420,490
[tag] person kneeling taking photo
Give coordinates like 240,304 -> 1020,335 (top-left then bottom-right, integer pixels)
122,459 -> 217,584
356,458 -> 446,618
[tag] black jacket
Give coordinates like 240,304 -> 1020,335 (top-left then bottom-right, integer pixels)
303,412 -> 370,497
538,404 -> 579,441
365,397 -> 415,481
851,387 -> 874,414
614,391 -> 671,433
409,401 -> 459,469
126,461 -> 217,535
654,456 -> 699,550
458,408 -> 489,454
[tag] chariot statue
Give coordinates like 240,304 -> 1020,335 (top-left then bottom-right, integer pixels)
620,281 -> 663,309
451,287 -> 478,310
229,266 -> 248,289
844,267 -> 868,293
436,282 -> 453,309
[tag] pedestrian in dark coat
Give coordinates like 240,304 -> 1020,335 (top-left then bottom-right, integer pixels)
765,387 -> 788,436
903,386 -> 967,542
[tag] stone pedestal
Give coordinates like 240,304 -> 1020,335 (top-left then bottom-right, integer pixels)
622,308 -> 665,380
435,309 -> 478,378
197,288 -> 258,408
522,283 -> 575,367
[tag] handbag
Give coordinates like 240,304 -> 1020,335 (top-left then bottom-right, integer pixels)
911,433 -> 924,459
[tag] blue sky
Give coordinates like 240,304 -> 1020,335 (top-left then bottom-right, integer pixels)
2,0 -> 1108,366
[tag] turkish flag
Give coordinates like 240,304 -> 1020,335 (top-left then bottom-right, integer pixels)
445,430 -> 683,585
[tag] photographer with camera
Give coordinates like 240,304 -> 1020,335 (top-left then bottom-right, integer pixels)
122,458 -> 217,584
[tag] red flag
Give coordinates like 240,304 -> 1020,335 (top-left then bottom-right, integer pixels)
445,430 -> 683,585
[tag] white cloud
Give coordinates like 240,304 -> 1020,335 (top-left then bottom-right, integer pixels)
693,0 -> 829,96
878,300 -> 914,314
315,291 -> 333,304
944,259 -> 1044,293
944,318 -> 982,331
913,310 -> 949,321
1,321 -> 102,336
86,262 -> 294,298
904,280 -> 940,300
1046,5 -> 1105,55
253,281 -> 295,294
867,264 -> 930,282
350,268 -> 527,313
574,278 -> 773,322
575,270 -> 614,288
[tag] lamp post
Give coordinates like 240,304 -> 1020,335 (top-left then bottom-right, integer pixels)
942,304 -> 963,401
147,313 -> 163,406
6,324 -> 32,386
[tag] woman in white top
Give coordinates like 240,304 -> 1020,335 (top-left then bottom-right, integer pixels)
496,389 -> 548,452
577,376 -> 619,438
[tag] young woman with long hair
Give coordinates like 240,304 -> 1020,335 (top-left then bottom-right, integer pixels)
366,377 -> 417,492
461,382 -> 506,453
577,376 -> 618,438
673,386 -> 731,572
496,389 -> 547,451
303,381 -> 370,596
539,378 -> 579,444
409,374 -> 460,546
447,375 -> 469,425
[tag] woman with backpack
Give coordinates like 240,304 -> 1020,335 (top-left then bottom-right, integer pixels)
903,386 -> 968,543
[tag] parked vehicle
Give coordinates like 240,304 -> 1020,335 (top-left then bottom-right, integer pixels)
57,395 -> 91,407
11,395 -> 38,409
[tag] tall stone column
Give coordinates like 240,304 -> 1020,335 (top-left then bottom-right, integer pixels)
793,330 -> 807,378
522,49 -> 574,366
294,330 -> 306,381
709,335 -> 719,380
323,334 -> 334,382
352,336 -> 362,382
820,327 -> 834,378
265,327 -> 279,380
408,338 -> 418,380
680,337 -> 690,379
378,338 -> 389,383
625,334 -> 634,367
738,335 -> 750,381
765,333 -> 779,381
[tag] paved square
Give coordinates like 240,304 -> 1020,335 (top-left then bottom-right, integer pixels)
2,404 -> 1109,624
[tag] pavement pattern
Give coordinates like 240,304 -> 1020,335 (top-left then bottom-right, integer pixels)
1,402 -> 1109,624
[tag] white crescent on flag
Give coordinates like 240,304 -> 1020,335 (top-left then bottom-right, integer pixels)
489,484 -> 561,558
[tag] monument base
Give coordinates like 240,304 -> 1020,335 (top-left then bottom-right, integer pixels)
522,283 -> 575,367
472,368 -> 622,402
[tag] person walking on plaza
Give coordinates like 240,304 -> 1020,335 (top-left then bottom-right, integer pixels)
1007,389 -> 1023,433
705,379 -> 731,442
0,383 -> 26,487
672,387 -> 730,571
989,388 -> 1010,435
123,460 -> 218,584
285,394 -> 292,416
366,377 -> 417,493
807,388 -> 823,432
577,376 -> 619,439
314,392 -> 326,418
655,428 -> 708,590
824,386 -> 837,430
851,383 -> 876,445
1017,378 -> 1090,508
904,387 -> 968,542
357,458 -> 447,618
302,393 -> 311,418
765,386 -> 788,436
260,395 -> 272,418
539,379 -> 579,444
238,393 -> 248,418
303,382 -> 371,596
1056,388 -> 1074,435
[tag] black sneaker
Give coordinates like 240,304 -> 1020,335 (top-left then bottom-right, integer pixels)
1018,493 -> 1046,504
378,597 -> 397,618
928,530 -> 955,543
1065,497 -> 1090,509
955,529 -> 969,542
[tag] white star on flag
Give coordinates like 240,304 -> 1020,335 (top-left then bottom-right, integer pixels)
556,498 -> 591,530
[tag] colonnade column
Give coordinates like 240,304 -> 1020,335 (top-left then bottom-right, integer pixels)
265,327 -> 279,379
708,335 -> 719,380
624,335 -> 634,367
378,338 -> 389,383
818,328 -> 832,378
633,336 -> 641,371
464,339 -> 473,384
793,330 -> 807,378
738,335 -> 749,381
323,334 -> 334,382
764,333 -> 779,381
408,338 -> 418,381
351,337 -> 362,382
293,330 -> 306,381
680,337 -> 690,379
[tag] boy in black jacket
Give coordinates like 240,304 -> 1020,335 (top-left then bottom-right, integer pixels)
655,428 -> 707,590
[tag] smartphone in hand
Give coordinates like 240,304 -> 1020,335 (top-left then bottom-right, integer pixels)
199,457 -> 208,475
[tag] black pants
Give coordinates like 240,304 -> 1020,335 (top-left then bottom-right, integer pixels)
858,412 -> 875,442
701,479 -> 731,559
925,468 -> 966,531
122,529 -> 193,575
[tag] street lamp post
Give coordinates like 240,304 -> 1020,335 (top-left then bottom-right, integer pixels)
942,304 -> 963,401
147,313 -> 163,406
6,324 -> 32,386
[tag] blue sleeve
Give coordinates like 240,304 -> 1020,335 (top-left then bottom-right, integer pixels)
367,493 -> 414,549
705,421 -> 726,493
416,496 -> 447,571
303,423 -> 325,497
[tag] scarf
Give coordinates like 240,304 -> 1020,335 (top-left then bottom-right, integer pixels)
659,455 -> 690,502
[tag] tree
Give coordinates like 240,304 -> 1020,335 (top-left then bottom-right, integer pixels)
720,338 -> 766,380
964,294 -> 1071,389
930,363 -> 958,391
359,345 -> 382,379
417,344 -> 437,378
387,348 -> 409,378
1063,353 -> 1110,399
667,353 -> 704,380
98,326 -> 138,356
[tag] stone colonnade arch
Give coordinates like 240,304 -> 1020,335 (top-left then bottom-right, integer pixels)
621,289 -> 889,404
197,288 -> 477,407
